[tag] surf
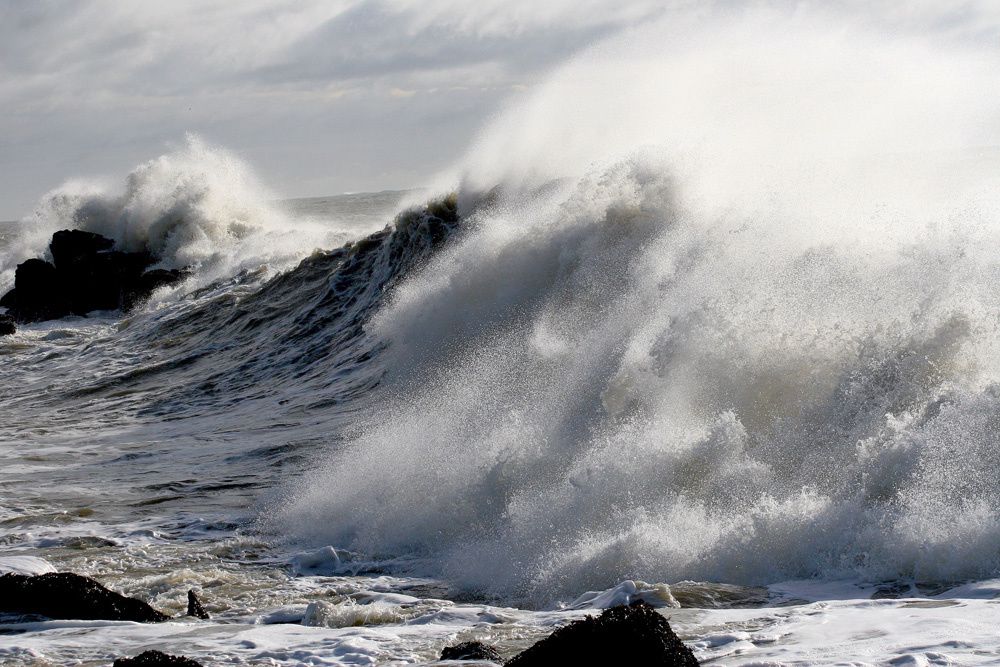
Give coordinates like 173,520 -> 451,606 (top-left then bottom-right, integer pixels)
272,9 -> 1000,605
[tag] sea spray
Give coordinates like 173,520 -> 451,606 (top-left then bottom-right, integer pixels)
276,10 -> 1000,604
1,135 -> 337,296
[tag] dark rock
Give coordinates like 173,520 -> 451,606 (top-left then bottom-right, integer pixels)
0,287 -> 15,309
440,641 -> 502,662
3,229 -> 186,323
186,589 -> 209,619
123,268 -> 186,311
49,229 -> 114,270
506,601 -> 699,667
9,258 -> 69,322
0,572 -> 170,622
112,650 -> 204,667
0,314 -> 14,336
63,248 -> 157,316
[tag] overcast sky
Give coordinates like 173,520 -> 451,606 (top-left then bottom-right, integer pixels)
0,0 -> 679,220
3,1 -> 999,220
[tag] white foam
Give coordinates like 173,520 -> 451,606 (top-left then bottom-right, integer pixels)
276,8 -> 1000,603
0,556 -> 56,576
290,546 -> 358,575
4,579 -> 1000,666
565,580 -> 679,610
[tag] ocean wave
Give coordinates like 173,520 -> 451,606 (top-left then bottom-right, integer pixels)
272,11 -> 1000,605
2,135 -> 342,295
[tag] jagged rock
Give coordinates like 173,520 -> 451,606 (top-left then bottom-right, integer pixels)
123,268 -> 185,311
65,249 -> 156,315
506,601 -> 699,667
50,229 -> 114,269
8,258 -> 69,322
440,641 -> 502,662
0,287 -> 15,309
3,229 -> 186,323
0,572 -> 170,622
186,589 -> 209,619
113,650 -> 204,667
0,314 -> 14,336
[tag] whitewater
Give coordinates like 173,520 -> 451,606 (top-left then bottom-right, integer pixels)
6,8 -> 1000,665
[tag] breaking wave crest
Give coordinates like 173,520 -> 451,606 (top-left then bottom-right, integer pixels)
9,4 -> 1000,611
272,10 -> 1000,604
2,135 -> 339,295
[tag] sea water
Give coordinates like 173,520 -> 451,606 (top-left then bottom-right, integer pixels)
5,9 -> 1000,666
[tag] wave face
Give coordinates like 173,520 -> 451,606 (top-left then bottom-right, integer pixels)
274,11 -> 1000,604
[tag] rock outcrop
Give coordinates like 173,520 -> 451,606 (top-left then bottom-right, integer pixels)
1,229 -> 185,323
186,589 -> 210,619
0,572 -> 170,622
505,601 -> 699,666
440,641 -> 503,662
113,650 -> 204,667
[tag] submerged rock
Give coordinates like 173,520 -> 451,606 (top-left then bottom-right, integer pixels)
186,589 -> 210,619
0,572 -> 170,622
0,313 -> 14,336
113,650 -> 204,667
506,601 -> 699,667
440,641 -> 502,662
1,229 -> 185,323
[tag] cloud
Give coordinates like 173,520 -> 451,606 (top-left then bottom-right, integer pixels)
2,0 -> 1000,219
0,0 -> 679,219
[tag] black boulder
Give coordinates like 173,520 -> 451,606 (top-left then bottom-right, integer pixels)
0,572 -> 170,622
440,641 -> 502,662
506,601 -> 699,667
49,229 -> 114,269
186,589 -> 209,619
2,229 -> 186,323
8,258 -> 69,322
113,650 -> 204,667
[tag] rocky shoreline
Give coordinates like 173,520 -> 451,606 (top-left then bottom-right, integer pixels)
0,229 -> 186,334
0,570 -> 699,666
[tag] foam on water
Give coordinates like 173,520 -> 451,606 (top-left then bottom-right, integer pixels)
276,9 -> 1000,604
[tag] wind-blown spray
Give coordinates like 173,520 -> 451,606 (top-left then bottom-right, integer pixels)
278,9 -> 1000,603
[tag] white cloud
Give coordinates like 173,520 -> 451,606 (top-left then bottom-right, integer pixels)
2,0 -> 1000,219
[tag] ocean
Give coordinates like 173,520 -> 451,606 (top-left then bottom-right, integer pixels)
6,10 -> 1000,666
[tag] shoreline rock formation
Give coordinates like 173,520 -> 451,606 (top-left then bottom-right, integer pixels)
437,601 -> 699,665
0,572 -> 170,623
0,229 -> 185,333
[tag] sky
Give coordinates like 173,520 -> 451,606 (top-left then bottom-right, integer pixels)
2,0 -> 1000,220
0,0 -> 675,220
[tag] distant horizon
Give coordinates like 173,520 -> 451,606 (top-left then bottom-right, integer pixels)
0,2 -> 677,222
1,185 -> 427,225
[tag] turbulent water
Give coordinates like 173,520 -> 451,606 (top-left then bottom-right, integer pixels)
7,8 -> 1000,666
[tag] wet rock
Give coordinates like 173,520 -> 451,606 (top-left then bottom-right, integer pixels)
50,229 -> 114,269
0,314 -> 14,336
8,258 -> 69,322
112,650 -> 204,667
440,641 -> 502,662
3,229 -> 186,323
123,268 -> 185,310
0,572 -> 170,622
506,601 -> 699,667
186,589 -> 210,619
